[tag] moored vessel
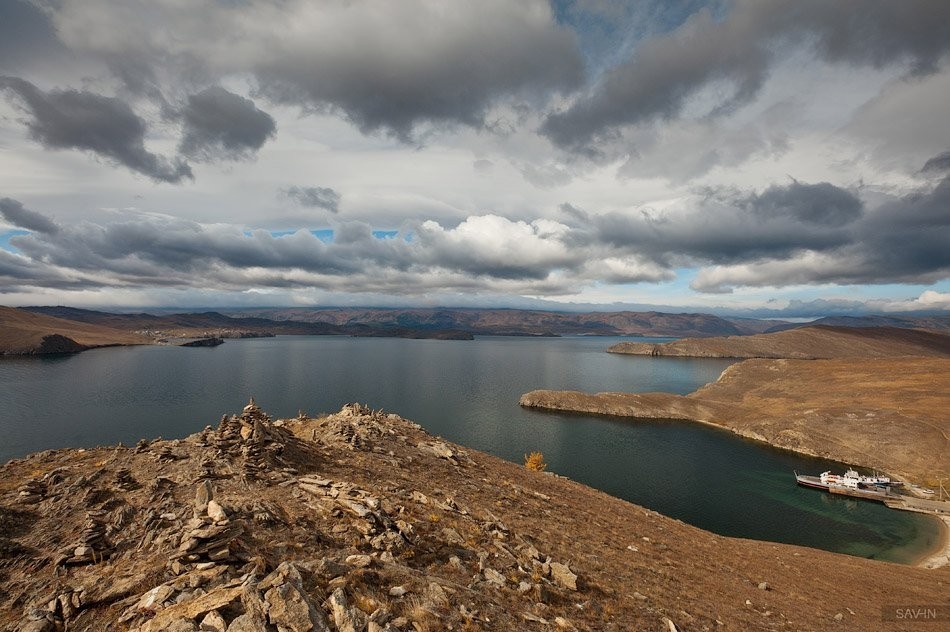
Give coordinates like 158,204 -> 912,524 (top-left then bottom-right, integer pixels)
794,469 -> 897,502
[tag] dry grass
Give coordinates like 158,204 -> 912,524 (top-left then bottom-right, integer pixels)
404,597 -> 437,631
608,325 -> 950,359
0,306 -> 150,354
352,591 -> 382,615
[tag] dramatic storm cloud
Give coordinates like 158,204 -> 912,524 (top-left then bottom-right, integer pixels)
44,0 -> 583,139
543,0 -> 950,151
0,76 -> 192,183
178,87 -> 276,162
749,181 -> 863,228
4,175 -> 941,301
692,175 -> 950,293
590,180 -> 864,267
0,0 -> 947,313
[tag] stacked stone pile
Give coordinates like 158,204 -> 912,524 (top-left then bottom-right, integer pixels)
170,482 -> 246,572
15,478 -> 44,505
56,511 -> 111,566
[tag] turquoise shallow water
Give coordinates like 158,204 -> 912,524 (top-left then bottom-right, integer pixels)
0,334 -> 940,563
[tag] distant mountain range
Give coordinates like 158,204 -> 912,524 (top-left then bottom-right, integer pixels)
18,306 -> 475,341
5,306 -> 948,356
225,307 -> 777,337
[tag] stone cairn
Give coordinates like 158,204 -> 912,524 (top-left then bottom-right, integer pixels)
113,467 -> 138,491
16,478 -> 45,505
57,510 -> 111,566
206,398 -> 277,484
170,480 -> 245,573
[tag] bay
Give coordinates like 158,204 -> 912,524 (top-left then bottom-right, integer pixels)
0,334 -> 940,563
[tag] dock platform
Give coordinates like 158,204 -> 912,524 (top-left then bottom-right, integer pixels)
827,485 -> 894,503
885,496 -> 950,515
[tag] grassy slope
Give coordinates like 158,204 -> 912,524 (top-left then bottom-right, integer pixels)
608,325 -> 950,359
0,306 -> 150,354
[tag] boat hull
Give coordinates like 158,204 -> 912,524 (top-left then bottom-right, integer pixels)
794,472 -> 893,503
795,475 -> 829,490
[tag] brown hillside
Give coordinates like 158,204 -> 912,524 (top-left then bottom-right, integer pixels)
521,357 -> 950,485
608,325 -> 950,359
1,402 -> 947,631
0,306 -> 150,355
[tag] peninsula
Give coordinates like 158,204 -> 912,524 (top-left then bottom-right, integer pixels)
1,401 -> 947,631
523,327 -> 950,485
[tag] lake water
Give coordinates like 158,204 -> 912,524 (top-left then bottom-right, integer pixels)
0,335 -> 941,563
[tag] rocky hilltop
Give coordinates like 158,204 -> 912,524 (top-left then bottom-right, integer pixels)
607,325 -> 950,359
2,401 -> 948,631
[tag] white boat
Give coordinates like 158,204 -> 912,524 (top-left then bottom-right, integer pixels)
795,468 -> 893,492
794,469 -> 895,503
819,469 -> 890,488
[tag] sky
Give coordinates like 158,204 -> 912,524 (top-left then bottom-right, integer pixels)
0,0 -> 949,318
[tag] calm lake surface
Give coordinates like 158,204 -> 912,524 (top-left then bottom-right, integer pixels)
0,335 -> 941,563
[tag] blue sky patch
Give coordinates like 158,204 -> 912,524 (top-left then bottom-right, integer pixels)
0,230 -> 28,254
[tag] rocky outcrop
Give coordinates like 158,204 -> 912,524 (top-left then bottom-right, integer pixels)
1,400 -> 947,631
0,402 -> 593,631
34,334 -> 88,355
178,337 -> 225,348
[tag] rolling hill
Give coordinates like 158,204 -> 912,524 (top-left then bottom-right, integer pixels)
607,325 -> 950,359
0,306 -> 151,354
